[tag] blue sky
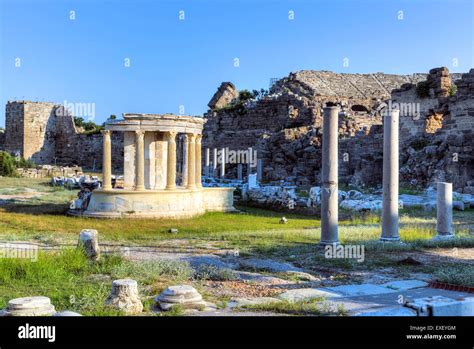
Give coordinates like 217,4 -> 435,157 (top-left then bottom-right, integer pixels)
0,0 -> 472,125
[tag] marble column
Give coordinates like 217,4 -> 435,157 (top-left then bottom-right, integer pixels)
154,132 -> 167,189
436,182 -> 453,237
213,148 -> 218,177
257,159 -> 263,181
135,130 -> 145,191
220,147 -> 226,178
165,131 -> 177,190
195,134 -> 202,188
102,130 -> 112,190
205,148 -> 210,177
237,163 -> 243,180
380,109 -> 400,241
123,132 -> 136,190
182,135 -> 188,187
320,106 -> 339,246
186,133 -> 196,190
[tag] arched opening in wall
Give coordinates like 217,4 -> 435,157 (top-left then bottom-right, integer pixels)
351,105 -> 369,113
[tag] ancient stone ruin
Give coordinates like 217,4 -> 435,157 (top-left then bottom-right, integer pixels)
202,67 -> 473,193
80,113 -> 235,219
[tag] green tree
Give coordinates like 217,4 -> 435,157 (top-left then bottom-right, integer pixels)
0,151 -> 18,177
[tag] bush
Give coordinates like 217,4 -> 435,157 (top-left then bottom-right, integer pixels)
0,151 -> 18,177
449,85 -> 457,97
416,80 -> 431,98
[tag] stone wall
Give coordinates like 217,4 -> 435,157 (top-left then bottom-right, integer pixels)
2,101 -> 123,171
203,67 -> 473,191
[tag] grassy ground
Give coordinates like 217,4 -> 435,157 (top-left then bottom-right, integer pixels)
0,177 -> 473,316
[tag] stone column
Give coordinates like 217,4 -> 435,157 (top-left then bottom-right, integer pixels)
195,134 -> 202,188
436,182 -> 453,237
205,148 -> 210,177
237,163 -> 243,180
257,159 -> 263,181
182,135 -> 188,187
123,132 -> 136,190
134,130 -> 146,191
186,133 -> 196,189
380,109 -> 400,241
213,148 -> 218,177
220,147 -> 226,178
165,131 -> 177,190
154,132 -> 167,189
102,130 -> 112,190
320,106 -> 339,246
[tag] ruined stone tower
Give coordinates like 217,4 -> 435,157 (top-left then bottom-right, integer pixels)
4,101 -> 59,163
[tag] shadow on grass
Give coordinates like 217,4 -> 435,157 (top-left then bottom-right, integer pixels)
0,203 -> 70,215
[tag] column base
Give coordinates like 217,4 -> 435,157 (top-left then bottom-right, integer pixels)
134,186 -> 146,191
379,236 -> 401,242
432,233 -> 455,241
317,240 -> 340,248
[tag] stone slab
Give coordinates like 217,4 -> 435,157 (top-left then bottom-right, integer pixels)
277,288 -> 342,302
324,284 -> 397,296
382,280 -> 428,291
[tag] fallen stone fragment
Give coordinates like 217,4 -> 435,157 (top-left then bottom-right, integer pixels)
280,217 -> 288,224
405,296 -> 474,316
155,285 -> 207,311
78,229 -> 100,261
2,296 -> 56,316
105,279 -> 143,314
169,228 -> 179,234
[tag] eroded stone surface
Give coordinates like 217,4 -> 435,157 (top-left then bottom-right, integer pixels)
155,285 -> 207,311
105,279 -> 143,314
2,296 -> 56,316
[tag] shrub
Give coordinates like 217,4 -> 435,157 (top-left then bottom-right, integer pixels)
416,80 -> 431,98
0,151 -> 18,177
449,85 -> 457,97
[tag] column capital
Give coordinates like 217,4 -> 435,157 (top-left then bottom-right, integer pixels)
135,129 -> 145,138
185,133 -> 196,143
102,129 -> 112,137
195,134 -> 202,144
164,131 -> 177,142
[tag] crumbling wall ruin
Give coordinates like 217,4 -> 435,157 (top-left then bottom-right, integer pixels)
203,67 -> 473,192
1,101 -> 123,170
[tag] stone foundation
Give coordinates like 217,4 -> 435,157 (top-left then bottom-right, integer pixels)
79,187 -> 236,219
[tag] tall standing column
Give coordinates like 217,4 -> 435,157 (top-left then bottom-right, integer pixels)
220,147 -> 226,178
182,135 -> 188,187
205,148 -> 210,177
257,159 -> 263,181
135,130 -> 145,191
380,109 -> 400,241
195,134 -> 202,188
165,131 -> 177,190
320,106 -> 339,246
213,148 -> 218,177
186,133 -> 196,190
102,130 -> 112,190
436,182 -> 453,238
